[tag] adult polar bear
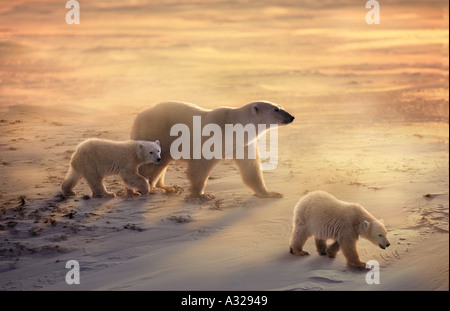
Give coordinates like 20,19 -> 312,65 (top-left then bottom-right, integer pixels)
130,101 -> 294,199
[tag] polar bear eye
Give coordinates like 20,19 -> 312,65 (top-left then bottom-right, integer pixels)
149,151 -> 153,154
378,234 -> 383,237
274,108 -> 280,112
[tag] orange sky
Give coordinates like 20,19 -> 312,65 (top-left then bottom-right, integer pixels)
0,0 -> 448,121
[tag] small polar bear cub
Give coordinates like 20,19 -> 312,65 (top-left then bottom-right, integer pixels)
289,190 -> 390,269
61,138 -> 161,198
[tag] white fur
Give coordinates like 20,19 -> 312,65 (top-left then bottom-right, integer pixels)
290,190 -> 390,268
61,138 -> 161,198
130,101 -> 294,198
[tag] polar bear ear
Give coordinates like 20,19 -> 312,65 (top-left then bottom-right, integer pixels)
252,102 -> 259,114
358,221 -> 371,234
363,220 -> 370,229
155,140 -> 160,146
379,219 -> 384,224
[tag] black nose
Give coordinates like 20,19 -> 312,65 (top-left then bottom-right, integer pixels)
386,243 -> 390,248
283,114 -> 295,124
156,158 -> 161,163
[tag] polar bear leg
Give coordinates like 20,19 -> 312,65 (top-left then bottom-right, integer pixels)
61,167 -> 81,196
138,163 -> 158,187
85,173 -> 115,198
289,226 -> 311,256
139,160 -> 174,193
154,165 -> 177,193
339,239 -> 366,268
155,166 -> 168,188
234,158 -> 282,198
315,238 -> 327,255
326,241 -> 340,258
187,159 -> 218,199
121,172 -> 150,195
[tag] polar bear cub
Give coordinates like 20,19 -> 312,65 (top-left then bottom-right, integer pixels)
61,138 -> 161,198
289,190 -> 390,268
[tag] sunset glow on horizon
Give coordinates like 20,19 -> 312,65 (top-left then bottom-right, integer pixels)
0,0 -> 448,122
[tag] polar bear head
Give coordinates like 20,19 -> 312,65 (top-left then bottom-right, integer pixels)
250,101 -> 295,126
137,140 -> 161,164
360,219 -> 390,249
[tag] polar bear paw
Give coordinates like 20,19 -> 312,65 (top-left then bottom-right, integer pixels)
290,247 -> 309,256
347,261 -> 367,269
62,190 -> 76,197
